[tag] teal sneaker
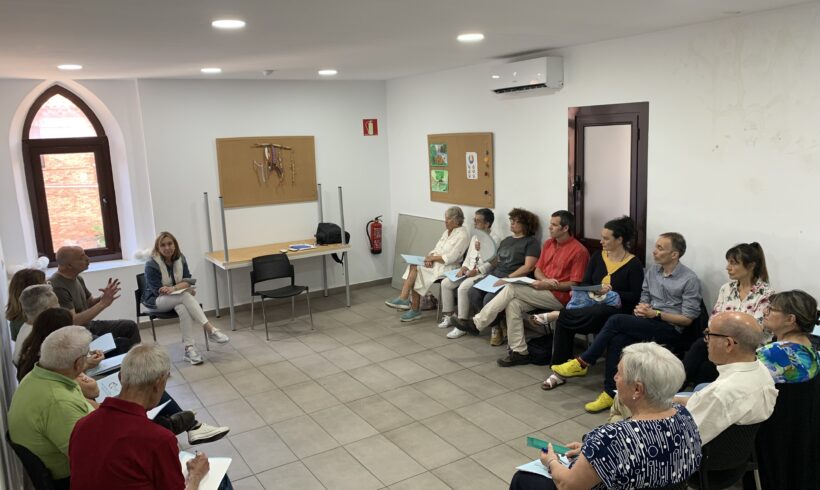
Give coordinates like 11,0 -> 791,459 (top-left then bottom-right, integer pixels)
385,297 -> 411,310
400,309 -> 422,322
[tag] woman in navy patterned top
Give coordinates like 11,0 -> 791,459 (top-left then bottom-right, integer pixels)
511,342 -> 701,490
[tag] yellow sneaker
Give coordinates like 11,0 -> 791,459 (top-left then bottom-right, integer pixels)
584,391 -> 614,413
550,358 -> 588,378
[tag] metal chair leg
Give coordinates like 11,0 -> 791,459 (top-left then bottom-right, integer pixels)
250,295 -> 255,330
291,297 -> 295,322
203,324 -> 210,351
305,289 -> 314,330
150,318 -> 157,342
261,297 -> 269,341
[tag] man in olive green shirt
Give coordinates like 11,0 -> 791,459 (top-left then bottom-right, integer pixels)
8,326 -> 93,482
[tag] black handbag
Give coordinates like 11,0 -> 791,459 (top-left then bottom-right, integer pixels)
314,222 -> 350,264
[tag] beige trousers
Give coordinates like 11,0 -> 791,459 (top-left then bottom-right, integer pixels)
472,284 -> 563,354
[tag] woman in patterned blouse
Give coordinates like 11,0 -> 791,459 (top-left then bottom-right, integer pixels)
758,290 -> 820,383
511,342 -> 702,490
683,242 -> 774,387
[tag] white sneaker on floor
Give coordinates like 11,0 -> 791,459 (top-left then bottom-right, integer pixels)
438,315 -> 453,329
207,328 -> 230,344
446,326 -> 467,339
184,345 -> 203,365
188,422 -> 230,445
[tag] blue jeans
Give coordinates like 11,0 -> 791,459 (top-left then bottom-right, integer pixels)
580,314 -> 680,396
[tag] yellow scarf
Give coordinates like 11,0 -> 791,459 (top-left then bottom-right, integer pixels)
601,251 -> 633,285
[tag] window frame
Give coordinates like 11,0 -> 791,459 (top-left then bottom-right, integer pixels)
21,86 -> 122,265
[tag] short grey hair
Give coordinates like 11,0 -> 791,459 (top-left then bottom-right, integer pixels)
620,342 -> 685,410
120,344 -> 171,387
445,206 -> 465,226
40,325 -> 92,371
20,284 -> 59,323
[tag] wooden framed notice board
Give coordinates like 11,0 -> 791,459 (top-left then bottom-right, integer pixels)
216,136 -> 317,208
427,132 -> 494,208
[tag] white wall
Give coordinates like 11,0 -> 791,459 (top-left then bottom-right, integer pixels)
136,79 -> 392,308
386,3 -> 820,305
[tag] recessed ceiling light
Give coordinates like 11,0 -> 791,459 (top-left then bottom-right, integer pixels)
457,33 -> 484,43
318,69 -> 338,76
212,19 -> 246,29
201,67 -> 222,74
57,64 -> 83,71
491,75 -> 500,79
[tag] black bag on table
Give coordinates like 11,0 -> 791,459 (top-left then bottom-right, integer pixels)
314,222 -> 350,264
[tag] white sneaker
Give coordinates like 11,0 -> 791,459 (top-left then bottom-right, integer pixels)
438,315 -> 453,329
188,422 -> 230,445
207,328 -> 230,344
184,345 -> 203,365
446,327 -> 467,339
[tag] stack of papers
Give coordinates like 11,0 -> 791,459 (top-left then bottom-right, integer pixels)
473,275 -> 504,293
179,452 -> 232,490
86,353 -> 126,377
502,277 -> 535,285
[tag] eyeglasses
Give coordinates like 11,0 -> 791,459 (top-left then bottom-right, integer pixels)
703,328 -> 737,344
763,306 -> 783,315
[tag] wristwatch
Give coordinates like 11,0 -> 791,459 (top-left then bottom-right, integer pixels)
655,310 -> 662,320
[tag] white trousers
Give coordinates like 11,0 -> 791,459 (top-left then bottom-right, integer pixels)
440,275 -> 482,319
153,292 -> 208,346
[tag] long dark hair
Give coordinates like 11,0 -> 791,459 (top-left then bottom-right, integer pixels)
725,242 -> 769,283
5,268 -> 46,323
16,307 -> 74,382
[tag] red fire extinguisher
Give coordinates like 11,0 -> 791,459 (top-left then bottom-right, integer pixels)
366,216 -> 383,254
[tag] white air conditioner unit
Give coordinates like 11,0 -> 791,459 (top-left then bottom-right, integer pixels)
490,57 -> 563,94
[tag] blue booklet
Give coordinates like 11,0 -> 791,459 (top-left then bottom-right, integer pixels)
401,254 -> 426,266
473,275 -> 504,293
443,269 -> 468,282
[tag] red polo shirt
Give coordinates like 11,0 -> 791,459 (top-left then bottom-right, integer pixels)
69,397 -> 185,490
535,237 -> 589,304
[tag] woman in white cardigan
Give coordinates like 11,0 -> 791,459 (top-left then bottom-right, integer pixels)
142,232 -> 230,365
386,206 -> 470,322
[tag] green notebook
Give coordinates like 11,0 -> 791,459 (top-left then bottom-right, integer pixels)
526,436 -> 570,455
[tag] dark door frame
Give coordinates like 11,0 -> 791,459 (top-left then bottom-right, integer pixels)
568,102 -> 649,261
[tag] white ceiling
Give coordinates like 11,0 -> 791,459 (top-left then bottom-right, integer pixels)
0,0 -> 810,80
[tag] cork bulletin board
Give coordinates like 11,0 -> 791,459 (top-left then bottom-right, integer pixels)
427,132 -> 494,208
216,136 -> 318,208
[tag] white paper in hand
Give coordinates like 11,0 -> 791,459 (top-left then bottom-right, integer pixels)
401,254 -> 425,266
179,452 -> 232,490
89,333 -> 116,354
86,353 -> 126,377
94,372 -> 122,403
473,275 -> 504,293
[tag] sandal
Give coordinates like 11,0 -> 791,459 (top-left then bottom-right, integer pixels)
541,373 -> 566,391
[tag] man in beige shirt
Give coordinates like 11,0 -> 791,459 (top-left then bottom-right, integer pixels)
674,311 -> 777,444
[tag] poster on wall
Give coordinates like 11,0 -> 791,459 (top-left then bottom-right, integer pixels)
429,143 -> 448,166
466,152 -> 478,180
431,169 -> 449,192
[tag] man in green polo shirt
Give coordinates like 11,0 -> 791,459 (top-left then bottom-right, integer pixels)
8,325 -> 93,484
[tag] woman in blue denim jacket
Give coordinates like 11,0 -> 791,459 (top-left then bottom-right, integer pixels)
142,232 -> 230,364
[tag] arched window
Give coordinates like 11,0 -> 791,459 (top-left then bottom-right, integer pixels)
22,86 -> 121,264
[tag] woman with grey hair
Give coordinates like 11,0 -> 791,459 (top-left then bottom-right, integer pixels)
510,342 -> 701,490
13,284 -> 60,365
386,206 -> 469,322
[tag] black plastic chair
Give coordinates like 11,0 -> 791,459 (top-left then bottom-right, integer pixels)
134,273 -> 209,351
250,253 -> 314,340
6,431 -> 68,490
687,423 -> 761,489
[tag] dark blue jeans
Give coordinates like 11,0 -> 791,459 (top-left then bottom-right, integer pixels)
580,314 -> 680,396
468,288 -> 500,324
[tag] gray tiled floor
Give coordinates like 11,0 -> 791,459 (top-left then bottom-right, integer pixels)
152,284 -> 611,489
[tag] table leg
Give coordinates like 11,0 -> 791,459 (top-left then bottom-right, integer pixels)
211,264 -> 221,318
226,268 -> 236,331
322,256 -> 329,297
343,251 -> 351,307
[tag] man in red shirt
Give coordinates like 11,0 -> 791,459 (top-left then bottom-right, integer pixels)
69,344 -> 219,490
459,211 -> 589,366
